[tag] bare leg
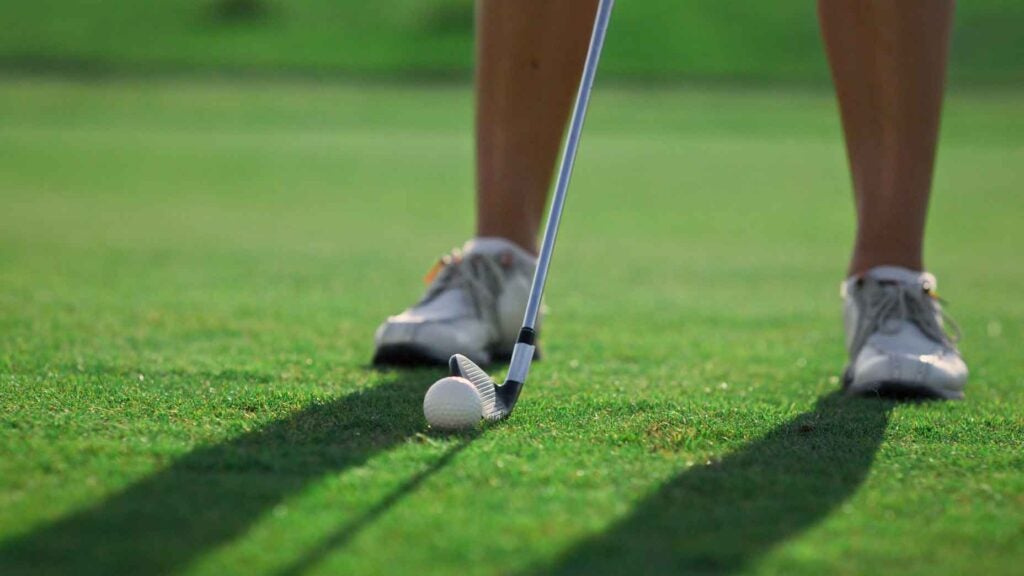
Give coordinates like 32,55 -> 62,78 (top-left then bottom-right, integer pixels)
475,0 -> 598,253
819,0 -> 954,276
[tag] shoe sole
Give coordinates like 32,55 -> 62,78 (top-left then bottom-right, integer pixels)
372,344 -> 459,367
842,367 -> 964,400
372,344 -> 542,368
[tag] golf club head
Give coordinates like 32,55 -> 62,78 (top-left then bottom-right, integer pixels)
449,354 -> 523,421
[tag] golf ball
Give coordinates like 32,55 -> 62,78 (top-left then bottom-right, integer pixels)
423,376 -> 482,430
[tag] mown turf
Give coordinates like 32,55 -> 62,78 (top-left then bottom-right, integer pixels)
1,0 -> 1022,84
0,77 -> 1022,575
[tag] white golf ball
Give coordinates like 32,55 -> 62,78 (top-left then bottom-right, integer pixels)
423,376 -> 483,430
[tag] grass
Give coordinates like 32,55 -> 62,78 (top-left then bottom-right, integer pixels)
0,76 -> 1022,575
0,0 -> 1022,84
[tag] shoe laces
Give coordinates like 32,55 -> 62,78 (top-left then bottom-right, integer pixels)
421,249 -> 510,321
850,278 -> 961,358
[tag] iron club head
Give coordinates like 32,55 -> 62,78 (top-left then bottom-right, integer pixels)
449,354 -> 524,422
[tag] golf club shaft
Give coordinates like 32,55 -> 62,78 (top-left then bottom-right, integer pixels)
507,0 -> 614,384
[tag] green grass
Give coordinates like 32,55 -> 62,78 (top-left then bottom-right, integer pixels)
0,77 -> 1023,575
1,0 -> 1022,84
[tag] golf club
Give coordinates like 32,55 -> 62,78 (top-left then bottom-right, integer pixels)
449,0 -> 615,421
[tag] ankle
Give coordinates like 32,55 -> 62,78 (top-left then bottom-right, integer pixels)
464,237 -> 537,261
472,230 -> 537,255
848,248 -> 923,277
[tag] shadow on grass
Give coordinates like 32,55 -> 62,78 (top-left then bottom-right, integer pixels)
0,371 -> 455,576
274,439 -> 471,576
534,393 -> 893,575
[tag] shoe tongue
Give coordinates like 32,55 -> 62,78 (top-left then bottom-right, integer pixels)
865,266 -> 937,290
463,237 -> 536,262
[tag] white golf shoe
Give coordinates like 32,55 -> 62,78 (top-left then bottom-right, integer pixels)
841,266 -> 967,399
373,238 -> 537,367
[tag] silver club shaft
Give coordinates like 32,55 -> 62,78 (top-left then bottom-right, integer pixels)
507,0 -> 614,384
523,0 -> 614,330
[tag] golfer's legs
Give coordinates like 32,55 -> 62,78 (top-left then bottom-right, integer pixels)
475,0 -> 597,253
819,0 -> 954,276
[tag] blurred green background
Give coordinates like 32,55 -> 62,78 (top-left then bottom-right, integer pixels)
1,0 -> 1022,83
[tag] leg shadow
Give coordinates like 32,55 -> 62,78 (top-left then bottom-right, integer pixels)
0,371 -> 447,576
535,393 -> 893,575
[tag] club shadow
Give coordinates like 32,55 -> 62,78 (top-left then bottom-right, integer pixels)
274,438 -> 472,576
532,392 -> 894,575
0,371 -> 444,576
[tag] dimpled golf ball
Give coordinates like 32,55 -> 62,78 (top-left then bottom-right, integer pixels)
423,376 -> 482,430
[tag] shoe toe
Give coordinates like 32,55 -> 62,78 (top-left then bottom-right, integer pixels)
849,344 -> 966,399
919,352 -> 968,397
